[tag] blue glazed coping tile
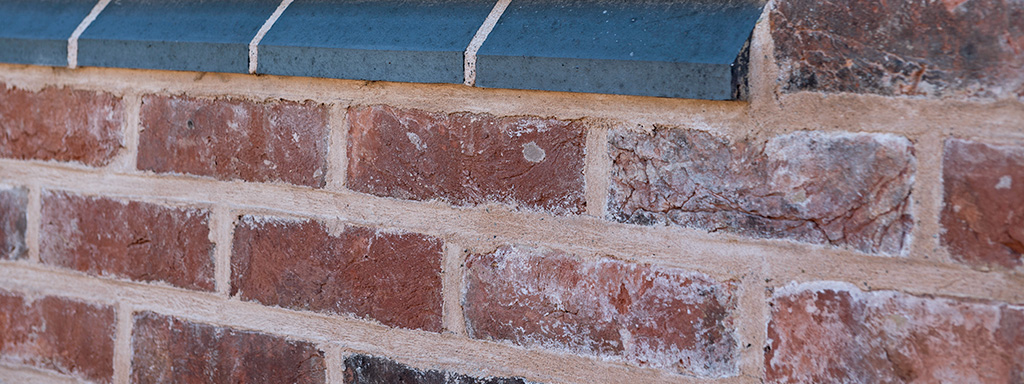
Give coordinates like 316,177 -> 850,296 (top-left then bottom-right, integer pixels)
77,0 -> 281,73
476,0 -> 765,99
0,0 -> 97,67
258,0 -> 495,84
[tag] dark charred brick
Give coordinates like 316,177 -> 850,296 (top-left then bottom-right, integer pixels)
231,215 -> 444,332
0,83 -> 124,166
343,354 -> 530,384
39,190 -> 215,291
0,290 -> 115,383
138,94 -> 329,188
766,283 -> 1024,383
131,311 -> 326,384
941,139 -> 1024,269
346,105 -> 586,214
0,186 -> 28,260
463,245 -> 737,377
608,129 -> 915,255
771,0 -> 1024,99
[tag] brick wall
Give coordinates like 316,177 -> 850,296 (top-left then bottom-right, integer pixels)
1,1 -> 1022,383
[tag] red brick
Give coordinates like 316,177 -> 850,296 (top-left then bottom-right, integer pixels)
344,354 -> 528,384
231,215 -> 444,332
0,290 -> 115,383
131,311 -> 326,384
766,282 -> 1024,383
941,139 -> 1024,269
0,83 -> 123,165
609,129 -> 915,255
39,190 -> 215,291
346,105 -> 586,214
771,0 -> 1024,99
463,245 -> 737,377
138,94 -> 329,188
0,186 -> 28,260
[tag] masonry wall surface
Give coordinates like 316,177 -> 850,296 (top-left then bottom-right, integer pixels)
0,1 -> 1022,383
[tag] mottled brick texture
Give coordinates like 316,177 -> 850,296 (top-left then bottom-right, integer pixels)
231,215 -> 444,331
347,105 -> 586,214
138,94 -> 329,188
941,139 -> 1024,269
463,245 -> 737,377
40,190 -> 215,291
771,0 -> 1024,99
344,355 -> 529,384
609,130 -> 915,255
131,311 -> 326,384
0,186 -> 28,260
766,283 -> 1024,383
0,291 -> 115,383
0,83 -> 123,165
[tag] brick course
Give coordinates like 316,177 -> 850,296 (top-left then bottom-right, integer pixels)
346,105 -> 586,214
0,83 -> 123,166
40,190 -> 215,291
0,186 -> 27,260
609,129 -> 915,255
941,139 -> 1024,269
463,245 -> 737,377
231,215 -> 444,332
0,291 -> 115,383
131,311 -> 326,384
138,94 -> 329,188
766,283 -> 1024,383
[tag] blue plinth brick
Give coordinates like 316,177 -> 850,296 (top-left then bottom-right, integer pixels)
0,0 -> 97,67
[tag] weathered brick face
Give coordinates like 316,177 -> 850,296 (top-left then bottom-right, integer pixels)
39,190 -> 215,291
0,186 -> 28,260
463,245 -> 737,377
346,105 -> 586,214
609,130 -> 915,255
941,139 -> 1024,269
766,283 -> 1024,383
771,0 -> 1024,99
231,215 -> 444,331
0,83 -> 124,165
344,354 -> 529,384
138,94 -> 329,188
0,291 -> 115,383
131,311 -> 326,384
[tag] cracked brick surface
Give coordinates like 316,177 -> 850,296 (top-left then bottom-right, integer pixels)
344,354 -> 530,384
0,291 -> 115,383
771,0 -> 1024,99
463,245 -> 738,378
941,139 -> 1024,269
231,215 -> 444,332
608,129 -> 915,255
346,105 -> 586,214
39,190 -> 215,291
0,83 -> 124,165
0,186 -> 28,260
766,282 -> 1024,383
131,311 -> 326,384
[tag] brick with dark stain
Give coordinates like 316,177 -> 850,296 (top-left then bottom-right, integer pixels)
0,186 -> 28,260
231,215 -> 444,332
771,0 -> 1024,99
138,94 -> 329,188
131,311 -> 326,384
344,354 -> 530,384
346,105 -> 586,214
0,290 -> 115,383
40,190 -> 215,291
766,282 -> 1024,383
941,139 -> 1024,269
608,129 -> 915,255
0,83 -> 123,166
463,245 -> 737,378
